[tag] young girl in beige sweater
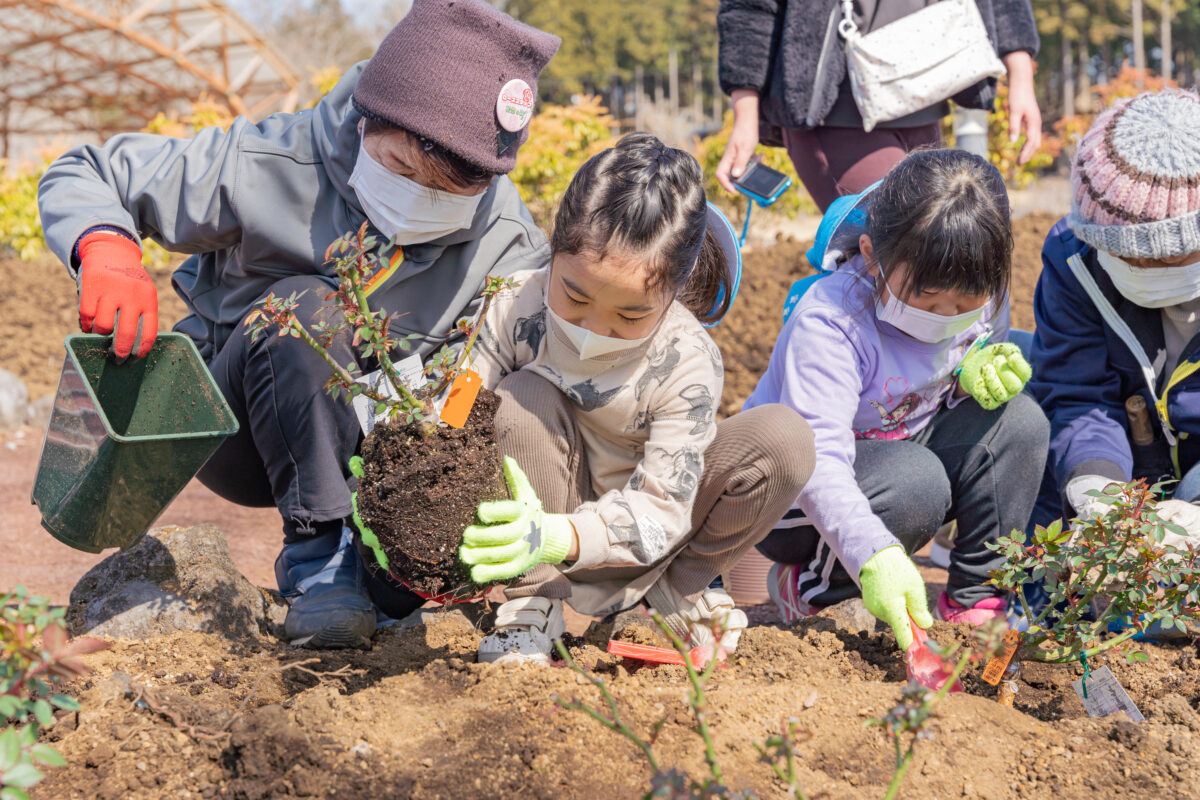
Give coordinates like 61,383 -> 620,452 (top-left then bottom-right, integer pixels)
463,133 -> 815,664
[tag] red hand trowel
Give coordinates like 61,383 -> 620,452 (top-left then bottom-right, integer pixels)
906,617 -> 962,693
606,639 -> 711,667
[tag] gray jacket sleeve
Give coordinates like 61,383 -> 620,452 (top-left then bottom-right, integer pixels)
992,0 -> 1039,57
717,0 -> 782,95
38,121 -> 247,275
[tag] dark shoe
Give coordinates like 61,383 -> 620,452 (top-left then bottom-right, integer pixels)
274,527 -> 375,649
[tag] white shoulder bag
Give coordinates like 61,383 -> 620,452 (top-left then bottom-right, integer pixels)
839,0 -> 1006,132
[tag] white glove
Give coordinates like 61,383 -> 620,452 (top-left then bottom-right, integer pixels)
1065,474 -> 1118,522
1151,499 -> 1200,558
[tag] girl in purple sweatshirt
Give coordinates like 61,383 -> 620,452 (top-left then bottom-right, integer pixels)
745,149 -> 1050,649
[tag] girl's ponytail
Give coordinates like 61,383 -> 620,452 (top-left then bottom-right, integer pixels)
678,227 -> 731,325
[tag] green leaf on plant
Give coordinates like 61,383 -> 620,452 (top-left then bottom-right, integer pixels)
0,764 -> 43,790
1126,651 -> 1149,664
28,745 -> 65,768
47,696 -> 77,712
0,698 -> 20,720
0,727 -> 18,771
31,701 -> 51,729
1,787 -> 31,800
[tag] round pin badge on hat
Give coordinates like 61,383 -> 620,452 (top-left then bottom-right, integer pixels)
496,78 -> 535,132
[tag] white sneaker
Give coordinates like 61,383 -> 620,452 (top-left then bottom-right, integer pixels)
477,596 -> 565,665
644,581 -> 748,653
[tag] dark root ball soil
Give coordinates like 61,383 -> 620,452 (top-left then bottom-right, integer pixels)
355,388 -> 506,597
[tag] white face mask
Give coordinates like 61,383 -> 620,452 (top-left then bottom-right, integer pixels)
546,305 -> 653,360
347,137 -> 484,245
1096,249 -> 1200,309
873,275 -> 984,344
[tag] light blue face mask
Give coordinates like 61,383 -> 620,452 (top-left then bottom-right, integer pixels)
347,135 -> 484,245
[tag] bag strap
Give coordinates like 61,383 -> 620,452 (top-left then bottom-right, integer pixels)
1066,253 -> 1176,446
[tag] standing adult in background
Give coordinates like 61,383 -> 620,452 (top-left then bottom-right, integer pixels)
38,0 -> 559,650
715,0 -> 1042,212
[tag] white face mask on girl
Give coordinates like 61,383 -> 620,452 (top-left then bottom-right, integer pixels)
546,305 -> 653,360
873,274 -> 984,344
1096,249 -> 1200,308
347,136 -> 484,245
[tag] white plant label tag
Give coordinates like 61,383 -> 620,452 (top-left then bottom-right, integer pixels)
1071,666 -> 1144,722
351,354 -> 426,435
636,515 -> 668,562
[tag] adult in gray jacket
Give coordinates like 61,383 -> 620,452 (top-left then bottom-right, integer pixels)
715,0 -> 1041,211
37,0 -> 559,648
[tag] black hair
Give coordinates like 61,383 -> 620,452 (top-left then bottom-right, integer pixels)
550,133 -> 730,324
363,118 -> 494,189
844,149 -> 1012,303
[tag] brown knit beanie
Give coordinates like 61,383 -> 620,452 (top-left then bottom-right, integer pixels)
353,0 -> 560,174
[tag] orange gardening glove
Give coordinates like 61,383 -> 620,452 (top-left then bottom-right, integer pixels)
77,230 -> 158,359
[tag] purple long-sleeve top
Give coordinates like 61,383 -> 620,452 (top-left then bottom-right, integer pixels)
744,256 -> 1009,580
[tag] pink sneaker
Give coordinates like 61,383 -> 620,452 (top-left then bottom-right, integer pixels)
935,592 -> 1007,626
766,563 -> 820,623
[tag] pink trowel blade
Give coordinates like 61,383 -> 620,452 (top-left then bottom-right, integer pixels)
905,616 -> 962,693
606,639 -> 706,667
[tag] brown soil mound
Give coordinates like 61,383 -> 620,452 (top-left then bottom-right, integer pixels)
356,389 -> 506,597
0,254 -> 187,400
34,613 -> 1199,800
710,212 -> 1060,416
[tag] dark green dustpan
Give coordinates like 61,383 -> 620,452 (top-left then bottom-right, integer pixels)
31,333 -> 239,553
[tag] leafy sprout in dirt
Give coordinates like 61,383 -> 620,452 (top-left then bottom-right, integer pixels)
244,221 -> 514,434
553,612 -> 766,799
1,586 -> 107,798
868,619 -> 1006,800
988,479 -> 1200,664
553,612 -> 812,800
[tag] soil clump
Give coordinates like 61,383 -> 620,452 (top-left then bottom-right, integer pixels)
355,389 -> 506,597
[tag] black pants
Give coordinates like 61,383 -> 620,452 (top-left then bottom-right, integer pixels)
196,275 -> 365,539
758,392 -> 1050,607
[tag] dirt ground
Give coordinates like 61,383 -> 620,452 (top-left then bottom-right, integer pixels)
30,613 -> 1200,800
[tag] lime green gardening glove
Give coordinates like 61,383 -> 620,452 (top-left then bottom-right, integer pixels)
859,545 -> 934,650
348,456 -> 389,572
957,342 -> 1032,410
459,456 -> 574,584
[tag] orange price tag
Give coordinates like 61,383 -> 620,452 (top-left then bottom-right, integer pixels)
439,369 -> 482,429
981,629 -> 1023,686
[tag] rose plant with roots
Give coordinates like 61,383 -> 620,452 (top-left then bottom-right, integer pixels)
989,480 -> 1200,664
245,223 -> 513,599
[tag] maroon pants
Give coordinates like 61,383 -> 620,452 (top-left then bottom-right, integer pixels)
782,123 -> 942,212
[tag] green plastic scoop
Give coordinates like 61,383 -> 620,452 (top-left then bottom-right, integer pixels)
31,333 -> 239,553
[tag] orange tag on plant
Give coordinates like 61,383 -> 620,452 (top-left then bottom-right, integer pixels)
440,369 -> 482,428
981,629 -> 1023,685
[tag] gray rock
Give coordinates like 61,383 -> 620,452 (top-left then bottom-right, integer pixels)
25,395 -> 54,430
67,524 -> 270,642
815,597 -> 880,635
0,368 -> 29,430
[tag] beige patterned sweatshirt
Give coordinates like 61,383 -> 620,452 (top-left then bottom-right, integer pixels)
474,267 -> 723,576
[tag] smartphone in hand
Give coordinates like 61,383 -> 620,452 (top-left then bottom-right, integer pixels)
733,161 -> 792,207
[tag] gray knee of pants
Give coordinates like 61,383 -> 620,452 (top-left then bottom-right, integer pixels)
858,440 -> 953,553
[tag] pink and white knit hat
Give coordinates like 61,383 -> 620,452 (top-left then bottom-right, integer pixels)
1069,89 -> 1200,259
